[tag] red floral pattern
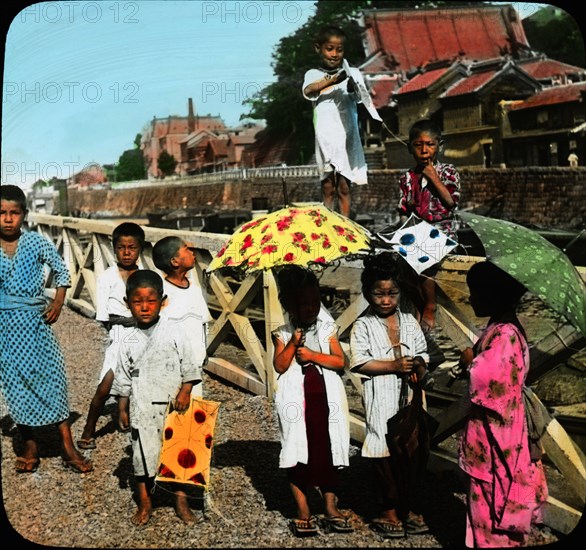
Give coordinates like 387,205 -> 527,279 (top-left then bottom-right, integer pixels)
208,205 -> 371,272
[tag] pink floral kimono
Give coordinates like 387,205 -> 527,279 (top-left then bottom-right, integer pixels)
458,322 -> 548,547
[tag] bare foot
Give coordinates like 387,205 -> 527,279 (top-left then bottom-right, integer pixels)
63,447 -> 88,463
131,505 -> 152,526
175,494 -> 204,525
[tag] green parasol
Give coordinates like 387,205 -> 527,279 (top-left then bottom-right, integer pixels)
459,212 -> 586,336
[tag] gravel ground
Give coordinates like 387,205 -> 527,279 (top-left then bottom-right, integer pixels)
0,307 -> 566,548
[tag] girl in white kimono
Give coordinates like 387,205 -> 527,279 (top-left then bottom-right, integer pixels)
112,270 -> 203,526
272,266 -> 352,536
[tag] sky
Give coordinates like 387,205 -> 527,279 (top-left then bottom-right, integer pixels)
1,1 -> 551,189
1,0 -> 317,188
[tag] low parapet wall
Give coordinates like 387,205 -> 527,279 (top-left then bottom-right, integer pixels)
67,167 -> 586,230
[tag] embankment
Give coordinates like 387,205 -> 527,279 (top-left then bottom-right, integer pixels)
67,167 -> 586,230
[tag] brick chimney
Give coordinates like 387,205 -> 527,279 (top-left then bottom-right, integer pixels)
188,98 -> 196,133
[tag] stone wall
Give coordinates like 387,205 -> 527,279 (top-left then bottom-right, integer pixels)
68,167 -> 586,230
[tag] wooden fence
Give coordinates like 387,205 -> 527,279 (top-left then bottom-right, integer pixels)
27,212 -> 585,535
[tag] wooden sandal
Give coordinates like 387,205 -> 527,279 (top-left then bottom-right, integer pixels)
15,456 -> 40,473
371,518 -> 405,538
77,437 -> 96,450
405,512 -> 429,534
289,515 -> 318,537
62,457 -> 94,473
319,514 -> 354,533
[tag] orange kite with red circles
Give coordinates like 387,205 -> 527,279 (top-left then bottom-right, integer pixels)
156,398 -> 221,490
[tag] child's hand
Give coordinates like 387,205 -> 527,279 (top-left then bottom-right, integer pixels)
449,347 -> 474,380
412,357 -> 427,382
174,387 -> 191,412
421,162 -> 438,180
43,300 -> 63,324
394,356 -> 415,375
333,69 -> 347,84
459,347 -> 474,368
295,345 -> 313,365
291,328 -> 305,347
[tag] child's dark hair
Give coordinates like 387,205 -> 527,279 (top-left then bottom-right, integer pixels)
276,266 -> 319,312
467,261 -> 527,307
126,269 -> 164,298
361,252 -> 404,296
0,184 -> 27,211
152,236 -> 183,274
408,119 -> 443,143
112,222 -> 145,249
315,25 -> 346,45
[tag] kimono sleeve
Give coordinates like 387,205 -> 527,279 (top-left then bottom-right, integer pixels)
176,328 -> 203,384
302,68 -> 325,101
95,270 -> 111,322
468,324 -> 524,423
397,170 -> 411,215
111,336 -> 133,398
406,312 -> 430,363
349,318 -> 373,376
38,234 -> 71,288
441,163 -> 461,206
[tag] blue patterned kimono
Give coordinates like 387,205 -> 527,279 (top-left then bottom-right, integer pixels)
0,230 -> 71,426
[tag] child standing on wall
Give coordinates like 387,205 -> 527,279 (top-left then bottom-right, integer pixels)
398,119 -> 461,331
153,236 -> 211,396
112,270 -> 204,526
303,25 -> 368,219
272,265 -> 353,536
78,222 -> 145,449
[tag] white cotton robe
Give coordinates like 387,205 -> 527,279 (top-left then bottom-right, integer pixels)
112,316 -> 202,477
303,66 -> 368,186
272,317 -> 350,469
350,309 -> 429,458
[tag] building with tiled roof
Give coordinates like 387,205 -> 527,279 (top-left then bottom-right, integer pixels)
361,4 -> 586,168
518,57 -> 585,84
180,129 -> 220,175
502,81 -> 586,166
141,98 -> 226,179
360,4 -> 531,75
203,138 -> 230,172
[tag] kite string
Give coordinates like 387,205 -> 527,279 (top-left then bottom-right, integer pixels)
204,493 -> 238,528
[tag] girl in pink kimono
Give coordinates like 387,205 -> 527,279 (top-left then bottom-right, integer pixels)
457,262 -> 548,547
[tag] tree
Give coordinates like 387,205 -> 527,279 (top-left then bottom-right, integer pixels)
243,1 -> 369,164
116,149 -> 146,182
158,150 -> 178,177
523,5 -> 585,68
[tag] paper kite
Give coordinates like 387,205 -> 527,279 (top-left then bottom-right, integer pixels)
155,397 -> 221,491
379,214 -> 458,275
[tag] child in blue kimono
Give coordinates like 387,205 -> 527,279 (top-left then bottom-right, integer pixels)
0,184 -> 92,474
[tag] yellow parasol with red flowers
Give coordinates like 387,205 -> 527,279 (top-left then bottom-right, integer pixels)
207,203 -> 371,273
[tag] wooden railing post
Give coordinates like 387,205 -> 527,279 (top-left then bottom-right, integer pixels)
263,270 -> 285,399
